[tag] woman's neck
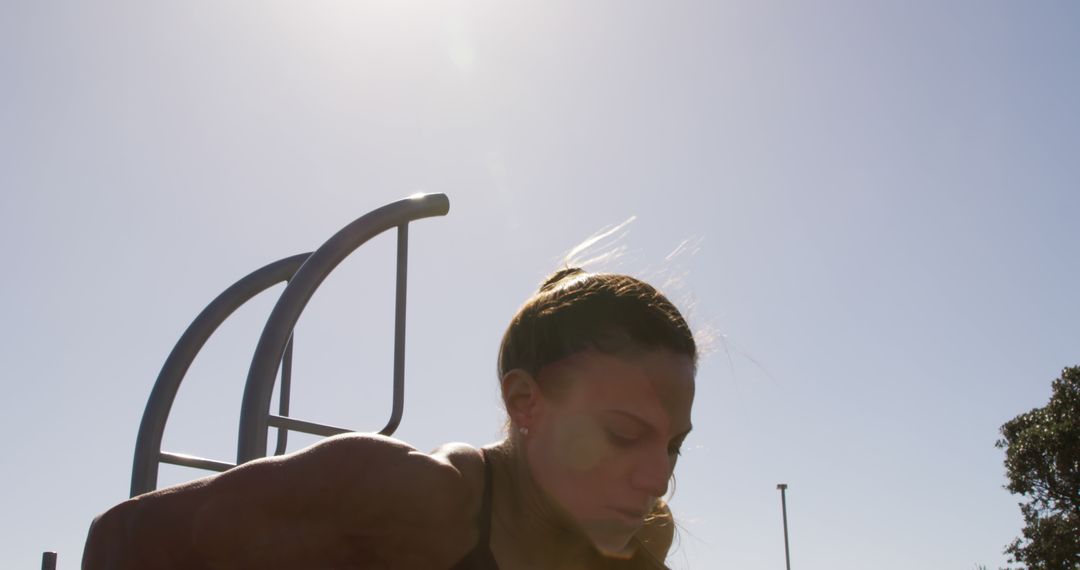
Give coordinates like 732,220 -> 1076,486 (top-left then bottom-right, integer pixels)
485,440 -> 598,568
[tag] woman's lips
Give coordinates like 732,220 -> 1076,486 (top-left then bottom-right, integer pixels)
609,506 -> 648,525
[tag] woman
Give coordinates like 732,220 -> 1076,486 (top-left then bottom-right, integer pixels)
83,268 -> 697,569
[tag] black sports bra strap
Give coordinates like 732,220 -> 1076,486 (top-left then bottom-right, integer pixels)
450,448 -> 500,569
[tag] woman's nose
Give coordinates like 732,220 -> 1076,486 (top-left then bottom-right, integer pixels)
630,448 -> 672,498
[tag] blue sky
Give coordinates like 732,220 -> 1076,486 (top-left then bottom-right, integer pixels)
2,1 -> 1078,568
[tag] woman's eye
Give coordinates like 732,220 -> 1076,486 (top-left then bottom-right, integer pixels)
668,446 -> 683,457
606,430 -> 638,447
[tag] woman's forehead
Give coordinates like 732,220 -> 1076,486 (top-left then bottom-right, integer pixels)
543,349 -> 695,429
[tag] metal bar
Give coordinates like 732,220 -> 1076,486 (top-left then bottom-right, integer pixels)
274,334 -> 293,456
130,253 -> 310,497
238,193 -> 450,464
159,451 -> 235,473
266,415 -> 352,438
379,224 -> 408,436
778,483 -> 791,570
41,551 -> 57,570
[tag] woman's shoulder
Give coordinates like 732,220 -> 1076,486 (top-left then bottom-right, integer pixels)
260,434 -> 486,567
289,434 -> 479,499
429,442 -> 485,478
429,442 -> 488,511
85,434 -> 487,569
200,433 -> 483,539
304,434 -> 483,475
301,435 -> 488,521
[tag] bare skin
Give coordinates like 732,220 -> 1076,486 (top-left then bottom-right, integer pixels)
84,435 -> 478,569
82,349 -> 692,569
489,348 -> 694,568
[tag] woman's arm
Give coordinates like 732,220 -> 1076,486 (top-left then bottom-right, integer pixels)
82,434 -> 476,570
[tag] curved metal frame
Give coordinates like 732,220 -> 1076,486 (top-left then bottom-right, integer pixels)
238,193 -> 450,463
127,193 -> 450,498
130,253 -> 310,497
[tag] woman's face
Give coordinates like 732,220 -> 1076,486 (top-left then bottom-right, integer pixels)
524,348 -> 696,556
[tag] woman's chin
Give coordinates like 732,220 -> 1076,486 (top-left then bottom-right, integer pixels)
578,519 -> 639,559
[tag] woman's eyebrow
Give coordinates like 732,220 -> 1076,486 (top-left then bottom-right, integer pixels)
604,410 -> 693,438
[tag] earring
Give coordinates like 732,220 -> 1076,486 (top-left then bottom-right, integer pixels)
519,426 -> 529,437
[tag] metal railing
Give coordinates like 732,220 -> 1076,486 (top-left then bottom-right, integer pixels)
127,193 -> 449,497
237,193 -> 448,462
129,253 -> 309,496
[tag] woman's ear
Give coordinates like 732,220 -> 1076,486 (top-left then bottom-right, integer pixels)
500,369 -> 541,430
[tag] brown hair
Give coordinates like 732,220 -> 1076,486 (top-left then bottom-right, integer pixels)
497,268 -> 696,383
499,268 -> 690,562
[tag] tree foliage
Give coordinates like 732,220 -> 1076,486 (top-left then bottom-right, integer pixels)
996,366 -> 1080,570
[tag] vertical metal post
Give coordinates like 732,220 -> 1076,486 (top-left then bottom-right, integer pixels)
777,483 -> 791,570
273,334 -> 293,455
41,552 -> 57,570
380,224 -> 408,435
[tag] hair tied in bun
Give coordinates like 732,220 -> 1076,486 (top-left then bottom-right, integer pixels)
539,267 -> 586,292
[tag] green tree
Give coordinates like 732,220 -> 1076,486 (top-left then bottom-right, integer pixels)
996,366 -> 1080,570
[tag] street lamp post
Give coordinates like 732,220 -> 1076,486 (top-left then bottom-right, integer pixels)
777,484 -> 791,570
